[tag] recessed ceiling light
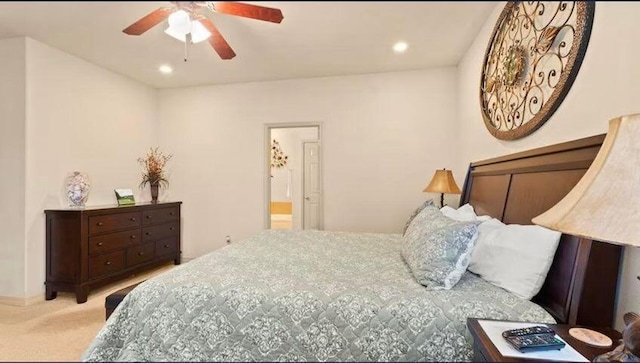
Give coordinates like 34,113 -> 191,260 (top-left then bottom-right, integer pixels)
393,41 -> 409,53
159,65 -> 173,74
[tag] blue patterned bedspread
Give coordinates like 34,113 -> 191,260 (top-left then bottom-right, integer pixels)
82,229 -> 554,361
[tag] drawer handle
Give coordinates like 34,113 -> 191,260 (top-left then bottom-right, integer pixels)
97,242 -> 104,247
169,212 -> 175,216
130,217 -> 136,222
146,215 -> 151,219
105,261 -> 112,266
138,252 -> 144,256
130,235 -> 137,239
97,222 -> 104,226
169,227 -> 175,231
146,232 -> 151,236
164,244 -> 170,248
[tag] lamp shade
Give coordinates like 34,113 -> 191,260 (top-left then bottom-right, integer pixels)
423,169 -> 461,194
532,114 -> 640,247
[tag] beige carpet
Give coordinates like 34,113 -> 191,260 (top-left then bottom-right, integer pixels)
0,263 -> 174,362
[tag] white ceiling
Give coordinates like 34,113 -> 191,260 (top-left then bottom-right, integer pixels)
0,1 -> 496,88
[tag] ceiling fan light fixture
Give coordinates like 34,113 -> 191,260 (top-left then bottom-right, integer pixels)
164,20 -> 211,44
122,2 -> 283,60
190,20 -> 211,44
164,26 -> 186,42
167,9 -> 192,36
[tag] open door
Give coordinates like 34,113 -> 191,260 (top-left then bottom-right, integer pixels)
266,124 -> 321,230
303,140 -> 322,229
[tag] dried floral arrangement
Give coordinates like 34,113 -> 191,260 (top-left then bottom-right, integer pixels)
270,139 -> 288,168
138,147 -> 172,188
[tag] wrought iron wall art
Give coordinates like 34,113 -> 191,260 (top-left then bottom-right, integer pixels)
479,1 -> 595,140
270,139 -> 288,169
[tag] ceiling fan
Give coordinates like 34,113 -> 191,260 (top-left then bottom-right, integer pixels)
122,1 -> 284,60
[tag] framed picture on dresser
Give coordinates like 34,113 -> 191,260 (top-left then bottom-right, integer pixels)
114,188 -> 135,206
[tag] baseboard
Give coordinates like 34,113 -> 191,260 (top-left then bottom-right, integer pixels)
0,261 -> 185,307
0,293 -> 43,307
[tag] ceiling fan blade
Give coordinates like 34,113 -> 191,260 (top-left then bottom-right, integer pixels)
198,18 -> 237,60
123,7 -> 173,35
213,2 -> 284,23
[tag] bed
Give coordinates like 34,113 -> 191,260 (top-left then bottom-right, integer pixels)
82,135 -> 621,362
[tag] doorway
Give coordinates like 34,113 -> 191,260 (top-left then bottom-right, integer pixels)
265,124 -> 322,230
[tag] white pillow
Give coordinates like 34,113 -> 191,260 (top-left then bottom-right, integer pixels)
468,218 -> 561,300
441,204 -> 492,222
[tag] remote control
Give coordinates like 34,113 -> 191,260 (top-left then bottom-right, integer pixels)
504,333 -> 566,353
502,326 -> 556,338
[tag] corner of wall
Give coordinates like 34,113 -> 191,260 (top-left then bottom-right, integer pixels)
0,36 -> 27,299
453,2 -> 503,202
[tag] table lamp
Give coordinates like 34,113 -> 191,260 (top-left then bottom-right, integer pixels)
423,168 -> 461,208
532,114 -> 640,362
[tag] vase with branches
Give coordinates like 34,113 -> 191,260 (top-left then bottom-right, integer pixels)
138,147 -> 172,203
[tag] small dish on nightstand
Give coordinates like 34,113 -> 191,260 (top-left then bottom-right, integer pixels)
568,327 -> 613,347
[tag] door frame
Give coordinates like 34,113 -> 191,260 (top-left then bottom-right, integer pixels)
264,122 -> 323,230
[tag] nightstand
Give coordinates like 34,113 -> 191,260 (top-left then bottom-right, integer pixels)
467,318 -> 622,362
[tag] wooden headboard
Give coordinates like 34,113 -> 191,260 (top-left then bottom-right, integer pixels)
460,134 -> 622,328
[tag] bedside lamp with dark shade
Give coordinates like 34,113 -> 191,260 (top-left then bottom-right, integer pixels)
423,168 -> 461,208
533,114 -> 640,362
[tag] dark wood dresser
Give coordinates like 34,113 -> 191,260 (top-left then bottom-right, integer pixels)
45,201 -> 181,303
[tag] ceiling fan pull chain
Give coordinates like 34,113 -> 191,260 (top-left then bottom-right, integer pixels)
184,33 -> 193,62
184,40 -> 188,62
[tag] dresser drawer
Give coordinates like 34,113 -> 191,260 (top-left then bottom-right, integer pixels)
143,207 -> 179,226
155,238 -> 179,257
126,243 -> 155,267
142,221 -> 179,242
89,212 -> 141,235
89,230 -> 141,256
89,251 -> 125,279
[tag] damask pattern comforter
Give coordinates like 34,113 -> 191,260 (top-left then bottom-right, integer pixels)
82,230 -> 554,362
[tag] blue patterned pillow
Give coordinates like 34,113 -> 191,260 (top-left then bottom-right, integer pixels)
402,205 -> 479,289
402,199 -> 435,236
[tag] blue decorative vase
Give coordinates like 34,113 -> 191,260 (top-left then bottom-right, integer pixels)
65,171 -> 91,207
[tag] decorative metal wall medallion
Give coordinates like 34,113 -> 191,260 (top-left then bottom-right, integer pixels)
479,2 -> 595,140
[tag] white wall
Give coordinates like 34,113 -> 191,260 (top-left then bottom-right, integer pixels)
158,68 -> 458,258
270,127 -> 319,229
456,2 -> 640,330
0,38 -> 26,298
22,38 -> 158,297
